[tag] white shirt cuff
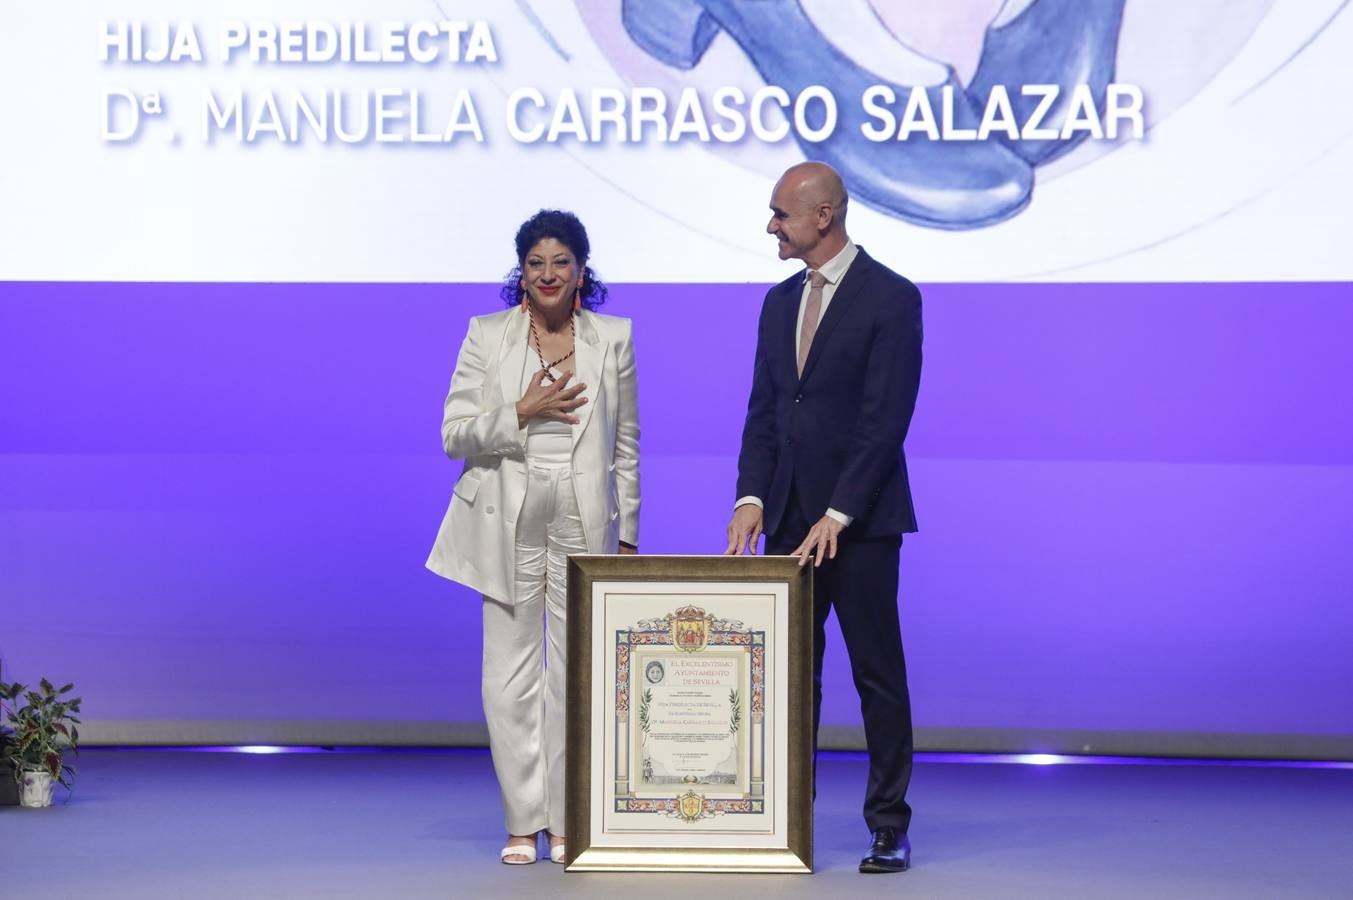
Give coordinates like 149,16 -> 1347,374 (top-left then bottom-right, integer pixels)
825,508 -> 853,527
736,498 -> 849,526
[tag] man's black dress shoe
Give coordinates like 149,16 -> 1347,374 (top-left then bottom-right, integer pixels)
859,827 -> 911,873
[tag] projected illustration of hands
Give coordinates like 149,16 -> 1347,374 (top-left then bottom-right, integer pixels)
617,0 -> 1127,230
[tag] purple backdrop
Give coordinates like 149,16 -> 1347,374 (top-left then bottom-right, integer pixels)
2,280 -> 1351,751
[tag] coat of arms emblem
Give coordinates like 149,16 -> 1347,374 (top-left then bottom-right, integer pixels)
676,789 -> 706,823
671,605 -> 710,652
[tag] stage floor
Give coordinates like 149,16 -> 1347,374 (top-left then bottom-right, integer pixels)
3,748 -> 1350,898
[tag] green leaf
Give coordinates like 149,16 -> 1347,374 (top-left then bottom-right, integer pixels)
57,683 -> 74,695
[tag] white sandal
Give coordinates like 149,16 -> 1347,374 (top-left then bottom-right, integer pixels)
548,835 -> 567,864
500,842 -> 536,865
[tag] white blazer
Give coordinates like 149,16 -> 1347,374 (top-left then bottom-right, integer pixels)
426,306 -> 640,603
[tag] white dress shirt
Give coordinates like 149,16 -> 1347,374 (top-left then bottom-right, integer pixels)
737,241 -> 859,528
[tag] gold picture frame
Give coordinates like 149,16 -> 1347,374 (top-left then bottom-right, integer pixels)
565,555 -> 813,873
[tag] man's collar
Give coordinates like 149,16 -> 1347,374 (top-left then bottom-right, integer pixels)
806,240 -> 858,285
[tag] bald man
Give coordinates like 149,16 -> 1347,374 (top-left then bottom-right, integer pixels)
727,161 -> 923,873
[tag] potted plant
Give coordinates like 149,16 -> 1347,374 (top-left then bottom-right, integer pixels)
0,678 -> 82,808
0,729 -> 17,806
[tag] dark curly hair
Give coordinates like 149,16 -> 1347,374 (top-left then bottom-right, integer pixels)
500,209 -> 608,310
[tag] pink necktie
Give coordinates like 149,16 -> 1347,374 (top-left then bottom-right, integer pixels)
798,270 -> 827,375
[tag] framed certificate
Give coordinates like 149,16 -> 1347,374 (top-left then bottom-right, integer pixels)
565,555 -> 813,873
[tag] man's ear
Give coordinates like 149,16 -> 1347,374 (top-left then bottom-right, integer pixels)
817,203 -> 834,232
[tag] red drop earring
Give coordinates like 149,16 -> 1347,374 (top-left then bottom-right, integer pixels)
574,277 -> 583,312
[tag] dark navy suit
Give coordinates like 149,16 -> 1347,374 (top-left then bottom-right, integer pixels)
736,247 -> 922,831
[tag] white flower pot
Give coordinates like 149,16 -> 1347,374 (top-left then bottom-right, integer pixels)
18,769 -> 55,808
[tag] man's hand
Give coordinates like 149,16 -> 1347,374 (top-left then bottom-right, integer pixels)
792,516 -> 845,568
725,504 -> 764,556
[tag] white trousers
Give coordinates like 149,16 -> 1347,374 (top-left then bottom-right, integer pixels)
482,464 -> 586,837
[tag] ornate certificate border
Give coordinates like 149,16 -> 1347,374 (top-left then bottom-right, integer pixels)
565,555 -> 812,873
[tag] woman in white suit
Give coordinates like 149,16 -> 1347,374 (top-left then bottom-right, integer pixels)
427,210 -> 639,865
